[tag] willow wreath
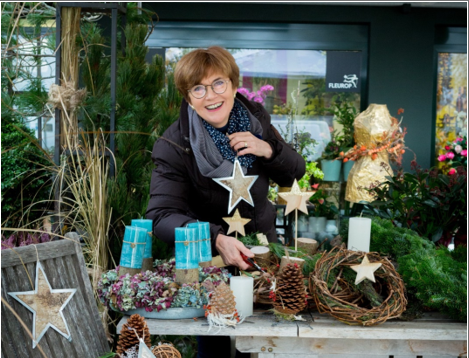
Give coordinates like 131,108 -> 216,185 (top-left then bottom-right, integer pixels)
309,246 -> 407,326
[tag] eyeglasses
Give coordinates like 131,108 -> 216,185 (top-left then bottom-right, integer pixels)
188,79 -> 231,99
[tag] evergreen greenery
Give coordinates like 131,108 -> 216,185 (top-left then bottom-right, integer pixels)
343,217 -> 467,322
1,119 -> 52,228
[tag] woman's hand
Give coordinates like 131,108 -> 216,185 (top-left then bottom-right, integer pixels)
228,132 -> 273,160
215,233 -> 254,270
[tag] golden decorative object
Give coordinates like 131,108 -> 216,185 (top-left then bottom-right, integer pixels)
346,104 -> 395,203
223,209 -> 251,237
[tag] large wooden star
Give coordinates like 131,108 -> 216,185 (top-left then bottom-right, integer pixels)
8,261 -> 76,348
350,255 -> 382,285
213,158 -> 259,213
223,209 -> 251,237
278,179 -> 315,215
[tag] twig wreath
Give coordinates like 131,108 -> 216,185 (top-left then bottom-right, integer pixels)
309,246 -> 407,326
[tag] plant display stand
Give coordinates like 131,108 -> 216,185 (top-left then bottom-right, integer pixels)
1,239 -> 109,357
117,310 -> 467,358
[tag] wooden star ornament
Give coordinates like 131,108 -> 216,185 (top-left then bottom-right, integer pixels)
223,209 -> 251,237
350,255 -> 382,285
213,158 -> 258,213
8,261 -> 76,348
278,179 -> 315,215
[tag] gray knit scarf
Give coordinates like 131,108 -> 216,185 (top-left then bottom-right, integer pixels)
188,99 -> 263,178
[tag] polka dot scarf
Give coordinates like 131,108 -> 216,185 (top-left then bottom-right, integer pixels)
202,100 -> 256,169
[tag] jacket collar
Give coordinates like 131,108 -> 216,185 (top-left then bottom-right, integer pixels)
178,92 -> 259,143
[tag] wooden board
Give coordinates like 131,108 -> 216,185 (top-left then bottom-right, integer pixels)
117,310 -> 300,338
118,308 -> 467,358
1,239 -> 109,357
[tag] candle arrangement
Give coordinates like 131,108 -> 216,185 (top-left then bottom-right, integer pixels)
118,226 -> 149,277
187,221 -> 212,267
174,227 -> 199,284
131,219 -> 154,272
347,217 -> 372,252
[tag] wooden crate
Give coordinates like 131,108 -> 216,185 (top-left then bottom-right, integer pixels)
1,239 -> 109,357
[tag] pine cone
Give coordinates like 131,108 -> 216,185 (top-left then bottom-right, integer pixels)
116,314 -> 151,355
273,263 -> 306,315
210,282 -> 237,315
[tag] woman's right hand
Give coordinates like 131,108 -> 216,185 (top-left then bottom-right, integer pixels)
215,233 -> 254,270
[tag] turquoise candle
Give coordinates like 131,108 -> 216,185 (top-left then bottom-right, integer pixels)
188,222 -> 212,263
174,227 -> 199,270
119,226 -> 147,269
131,219 -> 153,259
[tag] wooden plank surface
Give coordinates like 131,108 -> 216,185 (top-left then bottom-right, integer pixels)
1,239 -> 77,268
1,240 -> 109,358
298,312 -> 467,341
117,310 -> 301,337
236,336 -> 467,357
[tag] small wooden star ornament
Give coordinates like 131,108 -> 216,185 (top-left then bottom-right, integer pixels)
213,158 -> 259,213
278,179 -> 315,215
350,255 -> 382,285
8,261 -> 76,348
223,209 -> 251,237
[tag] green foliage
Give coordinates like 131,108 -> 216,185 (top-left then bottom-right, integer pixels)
1,119 -> 52,228
298,161 -> 323,190
398,247 -> 467,321
362,217 -> 467,322
309,189 -> 339,219
321,139 -> 341,160
237,232 -> 261,246
330,100 -> 357,150
268,242 -> 316,276
365,163 -> 467,243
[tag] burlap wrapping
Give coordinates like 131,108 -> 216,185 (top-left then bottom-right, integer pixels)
345,104 -> 395,203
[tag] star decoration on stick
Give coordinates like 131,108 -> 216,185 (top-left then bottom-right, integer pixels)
8,261 -> 76,348
213,158 -> 258,213
350,255 -> 382,285
223,209 -> 251,237
278,179 -> 315,215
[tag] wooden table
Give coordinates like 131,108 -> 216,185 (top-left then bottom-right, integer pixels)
117,310 -> 467,358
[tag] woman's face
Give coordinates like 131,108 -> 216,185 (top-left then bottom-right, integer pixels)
188,72 -> 237,128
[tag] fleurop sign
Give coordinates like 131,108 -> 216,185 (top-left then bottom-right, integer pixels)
325,51 -> 362,93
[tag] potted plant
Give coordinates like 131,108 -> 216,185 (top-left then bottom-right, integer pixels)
365,161 -> 467,247
320,136 -> 342,181
308,189 -> 339,236
330,100 -> 358,181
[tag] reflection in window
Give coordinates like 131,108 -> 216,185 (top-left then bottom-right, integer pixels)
166,48 -> 361,160
435,53 -> 467,167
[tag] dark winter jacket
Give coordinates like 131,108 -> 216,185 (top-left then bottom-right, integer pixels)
146,92 -> 305,254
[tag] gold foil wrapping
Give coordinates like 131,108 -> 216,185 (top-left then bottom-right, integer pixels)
346,104 -> 394,203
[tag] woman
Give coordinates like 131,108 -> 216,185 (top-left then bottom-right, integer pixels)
147,46 -> 305,268
146,46 -> 305,357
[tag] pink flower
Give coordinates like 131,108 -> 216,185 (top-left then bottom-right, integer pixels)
455,137 -> 463,142
437,154 -> 447,162
448,168 -> 456,175
446,152 -> 455,160
461,149 -> 467,157
318,199 -> 325,204
253,96 -> 264,104
445,145 -> 451,150
454,145 -> 462,154
237,88 -> 250,97
260,84 -> 274,92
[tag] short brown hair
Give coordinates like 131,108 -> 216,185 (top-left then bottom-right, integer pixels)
174,46 -> 239,103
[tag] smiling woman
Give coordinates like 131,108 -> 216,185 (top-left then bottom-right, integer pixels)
145,46 -> 305,357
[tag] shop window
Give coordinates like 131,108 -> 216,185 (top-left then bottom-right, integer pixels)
165,47 -> 361,160
434,52 -> 467,168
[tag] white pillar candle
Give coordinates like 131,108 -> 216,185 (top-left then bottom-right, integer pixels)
230,276 -> 253,318
347,217 -> 372,252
